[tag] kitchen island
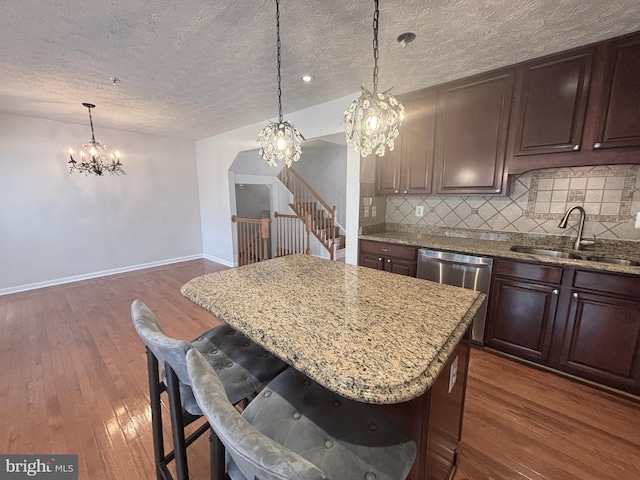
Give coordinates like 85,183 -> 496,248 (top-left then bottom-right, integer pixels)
181,254 -> 485,479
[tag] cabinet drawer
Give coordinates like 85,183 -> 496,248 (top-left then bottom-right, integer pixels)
573,270 -> 640,298
359,240 -> 417,261
494,258 -> 563,284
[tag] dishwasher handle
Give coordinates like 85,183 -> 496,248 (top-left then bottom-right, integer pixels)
419,255 -> 491,269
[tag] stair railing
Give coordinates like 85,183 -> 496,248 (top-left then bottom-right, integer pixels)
278,167 -> 337,259
231,215 -> 271,266
273,212 -> 312,257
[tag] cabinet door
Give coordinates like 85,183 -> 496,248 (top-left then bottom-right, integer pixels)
592,32 -> 640,150
558,291 -> 640,394
485,277 -> 559,361
434,69 -> 514,195
512,48 -> 593,156
375,89 -> 436,195
384,258 -> 417,277
359,252 -> 384,270
375,147 -> 402,194
401,88 -> 437,194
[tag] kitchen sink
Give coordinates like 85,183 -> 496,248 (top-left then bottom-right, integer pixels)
585,256 -> 640,267
509,246 -> 583,259
510,246 -> 640,266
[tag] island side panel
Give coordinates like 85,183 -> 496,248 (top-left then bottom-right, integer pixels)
375,328 -> 471,480
425,327 -> 471,480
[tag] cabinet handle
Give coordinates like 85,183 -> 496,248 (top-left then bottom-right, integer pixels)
394,190 -> 398,194
552,289 -> 558,295
573,145 -> 579,151
593,142 -> 601,149
573,292 -> 579,299
387,259 -> 391,263
378,257 -> 382,261
382,248 -> 391,252
404,190 -> 408,194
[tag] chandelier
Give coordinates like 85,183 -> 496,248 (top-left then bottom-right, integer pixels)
257,0 -> 304,168
344,0 -> 405,157
67,103 -> 124,176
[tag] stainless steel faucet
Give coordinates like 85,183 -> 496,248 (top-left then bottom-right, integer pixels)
558,206 -> 587,250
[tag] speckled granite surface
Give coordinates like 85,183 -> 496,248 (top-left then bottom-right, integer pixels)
360,229 -> 640,276
181,255 -> 484,404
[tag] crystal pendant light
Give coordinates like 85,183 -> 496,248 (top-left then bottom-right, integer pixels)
257,0 -> 304,168
344,0 -> 405,157
67,103 -> 124,176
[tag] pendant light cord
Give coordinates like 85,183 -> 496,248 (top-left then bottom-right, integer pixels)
276,0 -> 283,123
372,0 -> 379,94
87,105 -> 96,142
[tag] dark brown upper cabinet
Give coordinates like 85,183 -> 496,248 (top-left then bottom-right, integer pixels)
375,30 -> 640,186
433,69 -> 514,195
593,32 -> 640,150
375,89 -> 437,195
511,47 -> 594,157
508,30 -> 640,173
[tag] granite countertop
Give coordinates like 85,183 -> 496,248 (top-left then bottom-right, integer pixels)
181,254 -> 485,404
360,231 -> 640,275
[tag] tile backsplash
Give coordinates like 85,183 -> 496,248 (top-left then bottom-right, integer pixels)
361,165 -> 640,242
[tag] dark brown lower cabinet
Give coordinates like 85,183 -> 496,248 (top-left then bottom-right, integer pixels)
358,239 -> 418,277
557,271 -> 640,394
486,277 -> 559,361
486,258 -> 640,395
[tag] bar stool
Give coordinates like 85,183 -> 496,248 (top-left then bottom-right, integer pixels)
131,299 -> 287,480
186,348 -> 417,480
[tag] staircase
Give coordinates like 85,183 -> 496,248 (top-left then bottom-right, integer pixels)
278,168 -> 345,261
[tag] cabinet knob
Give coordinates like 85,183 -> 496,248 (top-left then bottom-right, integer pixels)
593,142 -> 601,149
403,190 -> 408,194
378,257 -> 382,261
387,259 -> 391,263
573,292 -> 579,299
394,190 -> 398,194
552,289 -> 558,295
573,145 -> 580,151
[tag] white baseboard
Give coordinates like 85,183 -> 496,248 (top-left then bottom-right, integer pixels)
0,254 -> 206,296
203,253 -> 236,267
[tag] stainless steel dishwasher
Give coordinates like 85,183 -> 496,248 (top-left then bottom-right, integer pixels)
417,248 -> 492,345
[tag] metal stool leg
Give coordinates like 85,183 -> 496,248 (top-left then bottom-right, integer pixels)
165,363 -> 189,480
146,348 -> 166,480
209,431 -> 226,480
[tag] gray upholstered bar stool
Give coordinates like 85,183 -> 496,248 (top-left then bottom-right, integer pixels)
131,299 -> 287,480
186,348 -> 417,480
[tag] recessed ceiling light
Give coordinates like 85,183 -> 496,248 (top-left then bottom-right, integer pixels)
301,75 -> 313,83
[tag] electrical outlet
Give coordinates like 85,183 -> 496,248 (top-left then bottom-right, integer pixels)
415,205 -> 424,217
636,212 -> 640,229
371,206 -> 377,217
448,356 -> 459,394
364,206 -> 370,217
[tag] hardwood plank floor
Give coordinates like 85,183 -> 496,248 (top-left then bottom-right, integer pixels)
1,259 -> 638,479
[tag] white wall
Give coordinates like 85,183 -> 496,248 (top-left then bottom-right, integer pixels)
292,141 -> 347,228
0,113 -> 203,294
196,93 -> 361,266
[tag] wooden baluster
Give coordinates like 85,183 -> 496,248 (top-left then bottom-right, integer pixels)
260,216 -> 269,261
304,213 -> 311,255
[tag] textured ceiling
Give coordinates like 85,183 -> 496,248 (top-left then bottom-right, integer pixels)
1,0 -> 639,140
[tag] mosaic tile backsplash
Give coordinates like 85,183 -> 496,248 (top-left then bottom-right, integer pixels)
366,165 -> 640,242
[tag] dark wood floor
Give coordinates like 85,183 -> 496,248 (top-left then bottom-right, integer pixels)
1,259 -> 638,479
